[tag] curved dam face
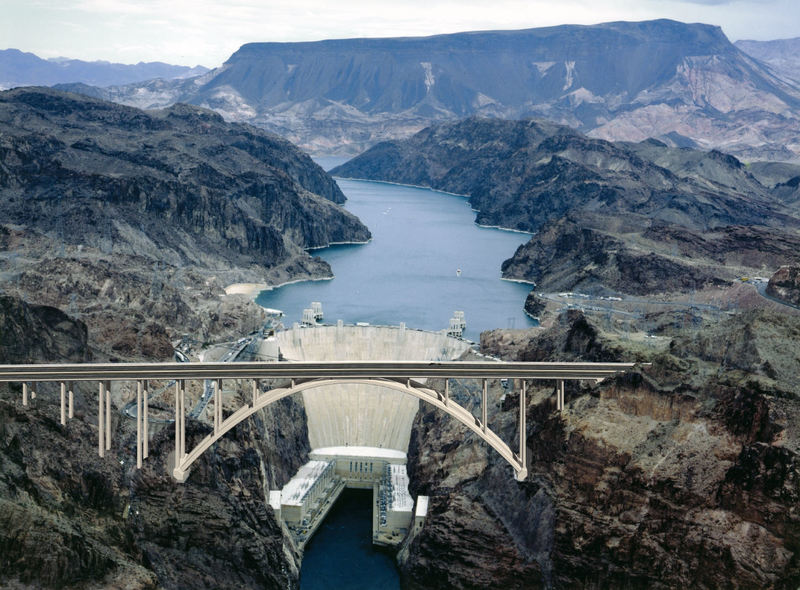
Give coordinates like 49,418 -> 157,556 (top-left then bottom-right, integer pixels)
273,324 -> 472,451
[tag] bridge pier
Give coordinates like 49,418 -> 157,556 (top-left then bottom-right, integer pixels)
481,380 -> 488,434
175,380 -> 185,466
143,380 -> 149,459
214,378 -> 222,435
516,380 -> 527,482
136,381 -> 143,469
105,381 -> 111,451
556,379 -> 565,411
98,382 -> 106,457
172,379 -> 191,481
60,382 -> 66,425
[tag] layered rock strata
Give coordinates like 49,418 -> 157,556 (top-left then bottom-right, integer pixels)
401,311 -> 799,588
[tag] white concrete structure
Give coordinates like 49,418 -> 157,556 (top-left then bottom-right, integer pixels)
414,495 -> 429,533
280,459 -> 336,526
275,325 -> 471,452
257,336 -> 280,362
310,446 -> 406,488
311,301 -> 323,321
375,463 -> 415,545
301,308 -> 316,326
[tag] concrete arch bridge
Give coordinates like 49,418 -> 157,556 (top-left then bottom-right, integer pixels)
0,360 -> 636,482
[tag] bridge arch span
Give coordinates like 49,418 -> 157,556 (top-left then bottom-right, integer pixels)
174,376 -> 527,483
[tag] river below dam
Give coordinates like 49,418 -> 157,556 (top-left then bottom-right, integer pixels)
266,158 -> 534,587
256,165 -> 535,341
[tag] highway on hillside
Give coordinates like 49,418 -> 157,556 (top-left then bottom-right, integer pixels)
120,335 -> 256,423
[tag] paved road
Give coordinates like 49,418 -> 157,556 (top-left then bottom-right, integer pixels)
0,359 -> 640,382
119,335 -> 256,423
539,291 -> 723,317
189,337 -> 254,419
752,280 -> 800,311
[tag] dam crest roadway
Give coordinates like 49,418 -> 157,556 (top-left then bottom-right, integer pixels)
0,323 -> 638,550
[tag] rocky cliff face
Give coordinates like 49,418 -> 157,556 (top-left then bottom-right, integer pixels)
334,117 -> 800,297
401,311 -> 799,589
0,294 -> 90,363
0,87 -> 370,354
0,294 -> 311,589
766,265 -> 800,306
736,38 -> 800,85
332,118 -> 790,233
500,219 -> 731,295
62,20 -> 800,161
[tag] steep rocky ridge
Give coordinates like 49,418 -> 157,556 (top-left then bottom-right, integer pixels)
59,20 -> 800,161
0,296 -> 311,588
332,118 -> 791,233
334,117 -> 800,296
401,311 -> 799,588
0,87 -> 369,354
736,38 -> 800,85
0,294 -> 90,363
767,265 -> 800,307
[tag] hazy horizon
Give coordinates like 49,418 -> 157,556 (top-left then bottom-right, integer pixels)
1,0 -> 799,69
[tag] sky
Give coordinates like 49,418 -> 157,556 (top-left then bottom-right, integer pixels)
1,0 -> 799,68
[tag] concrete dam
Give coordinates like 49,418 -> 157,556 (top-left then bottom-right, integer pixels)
262,323 -> 471,549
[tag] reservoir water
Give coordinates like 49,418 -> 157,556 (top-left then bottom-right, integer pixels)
256,176 -> 535,341
274,160 -> 534,587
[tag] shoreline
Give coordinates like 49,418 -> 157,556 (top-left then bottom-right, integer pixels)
225,275 -> 335,300
307,238 -> 372,251
335,176 -> 532,236
500,276 -> 536,286
333,175 -> 470,199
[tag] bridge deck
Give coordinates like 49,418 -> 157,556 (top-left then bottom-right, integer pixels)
0,360 -> 637,382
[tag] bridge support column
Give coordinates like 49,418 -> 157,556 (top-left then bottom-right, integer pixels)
105,381 -> 111,451
557,380 -> 565,411
143,380 -> 149,459
173,380 -> 190,481
516,380 -> 528,481
214,379 -> 221,435
136,380 -> 143,469
22,382 -> 28,406
68,382 -> 73,420
98,382 -> 105,457
60,382 -> 66,425
444,379 -> 449,406
481,380 -> 488,433
252,379 -> 258,407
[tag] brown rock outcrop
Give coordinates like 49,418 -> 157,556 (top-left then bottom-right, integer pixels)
766,265 -> 800,307
401,312 -> 800,589
0,296 -> 310,588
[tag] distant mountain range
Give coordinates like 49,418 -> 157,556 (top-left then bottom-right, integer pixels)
53,19 -> 800,162
0,48 -> 208,89
736,37 -> 800,85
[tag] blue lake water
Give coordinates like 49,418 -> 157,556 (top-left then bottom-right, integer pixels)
256,177 -> 534,341
277,159 -> 534,588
